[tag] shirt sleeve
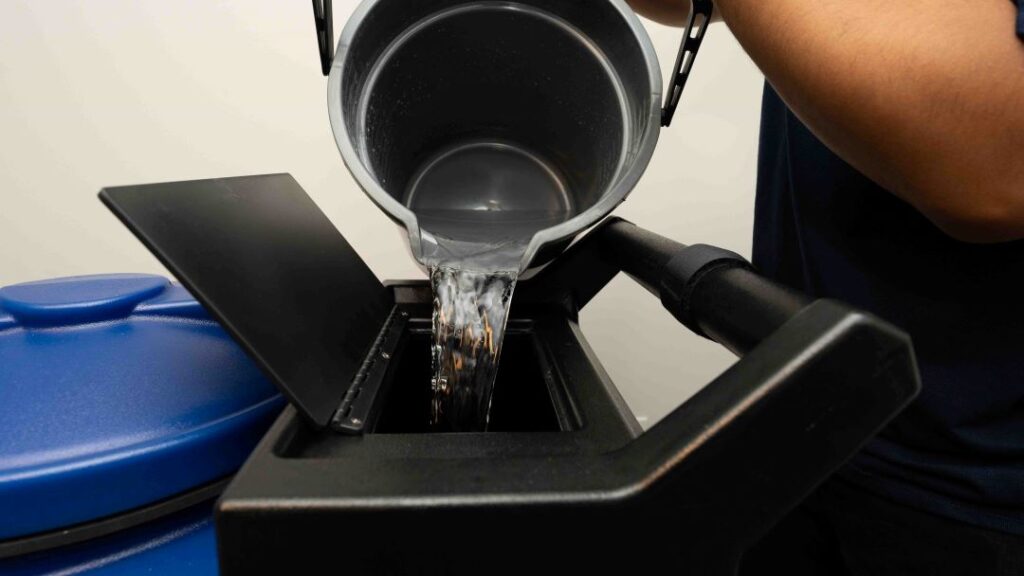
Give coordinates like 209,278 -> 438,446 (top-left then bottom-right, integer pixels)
1017,0 -> 1024,39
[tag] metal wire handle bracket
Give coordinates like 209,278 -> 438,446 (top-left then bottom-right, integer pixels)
313,0 -> 334,76
662,0 -> 714,127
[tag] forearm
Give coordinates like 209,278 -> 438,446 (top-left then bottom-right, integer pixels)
628,0 -> 721,26
716,0 -> 1024,241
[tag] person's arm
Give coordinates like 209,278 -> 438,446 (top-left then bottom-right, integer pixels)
630,0 -> 1024,243
628,0 -> 719,26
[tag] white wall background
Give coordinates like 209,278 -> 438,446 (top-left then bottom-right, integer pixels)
0,1 -> 764,428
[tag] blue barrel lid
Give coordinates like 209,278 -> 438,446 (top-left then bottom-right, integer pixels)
0,274 -> 284,540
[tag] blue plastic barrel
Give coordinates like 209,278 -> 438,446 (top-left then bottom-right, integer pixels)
0,274 -> 284,574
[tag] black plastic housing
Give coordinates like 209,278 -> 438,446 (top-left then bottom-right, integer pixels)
98,175 -> 920,575
217,283 -> 917,575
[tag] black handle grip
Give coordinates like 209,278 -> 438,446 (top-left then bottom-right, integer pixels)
599,219 -> 809,355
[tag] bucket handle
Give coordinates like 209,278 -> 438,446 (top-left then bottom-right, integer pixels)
313,0 -> 334,76
312,0 -> 713,127
662,0 -> 714,127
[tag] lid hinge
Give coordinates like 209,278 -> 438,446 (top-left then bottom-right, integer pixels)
330,306 -> 408,434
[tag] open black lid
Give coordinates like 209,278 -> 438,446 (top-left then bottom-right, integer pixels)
100,174 -> 392,428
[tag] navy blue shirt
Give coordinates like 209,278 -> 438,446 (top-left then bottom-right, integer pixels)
753,9 -> 1024,534
1019,0 -> 1024,38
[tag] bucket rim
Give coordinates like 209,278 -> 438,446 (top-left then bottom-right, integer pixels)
327,0 -> 663,272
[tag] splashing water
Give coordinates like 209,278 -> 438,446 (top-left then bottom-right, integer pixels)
429,266 -> 517,431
